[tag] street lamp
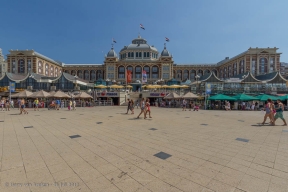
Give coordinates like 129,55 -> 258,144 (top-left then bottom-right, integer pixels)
242,75 -> 247,93
195,75 -> 200,93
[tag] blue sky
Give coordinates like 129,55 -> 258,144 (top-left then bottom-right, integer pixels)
1,0 -> 287,64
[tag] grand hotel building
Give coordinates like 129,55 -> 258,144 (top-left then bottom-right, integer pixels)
5,36 -> 281,85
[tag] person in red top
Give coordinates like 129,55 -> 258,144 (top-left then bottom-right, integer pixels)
144,98 -> 152,119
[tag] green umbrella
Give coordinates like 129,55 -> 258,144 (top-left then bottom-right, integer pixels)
208,94 -> 236,101
255,94 -> 279,101
233,94 -> 258,101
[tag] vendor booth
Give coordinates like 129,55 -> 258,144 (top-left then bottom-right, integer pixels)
96,92 -> 120,105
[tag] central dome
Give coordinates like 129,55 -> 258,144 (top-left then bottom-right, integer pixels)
120,35 -> 158,52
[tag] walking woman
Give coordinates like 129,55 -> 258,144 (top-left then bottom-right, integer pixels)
261,99 -> 274,125
1,98 -> 5,111
130,99 -> 135,114
144,98 -> 152,119
5,98 -> 10,111
137,98 -> 146,118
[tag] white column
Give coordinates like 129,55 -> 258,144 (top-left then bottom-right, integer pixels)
250,55 -> 252,73
256,55 -> 259,75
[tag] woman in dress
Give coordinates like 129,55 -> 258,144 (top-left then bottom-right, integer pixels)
261,99 -> 274,125
130,100 -> 134,114
137,98 -> 146,118
144,98 -> 152,119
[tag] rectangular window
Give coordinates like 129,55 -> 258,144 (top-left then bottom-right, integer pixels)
131,52 -> 134,57
144,52 -> 146,57
136,74 -> 141,78
152,74 -> 158,78
135,67 -> 141,72
118,74 -> 125,78
136,52 -> 138,57
147,52 -> 150,57
119,67 -> 125,72
128,52 -> 130,57
152,67 -> 158,72
163,73 -> 169,79
139,52 -> 142,57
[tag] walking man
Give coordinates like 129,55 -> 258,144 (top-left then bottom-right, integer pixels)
126,99 -> 131,114
274,99 -> 287,126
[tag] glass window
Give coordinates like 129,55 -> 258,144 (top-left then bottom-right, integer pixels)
119,67 -> 125,72
152,74 -> 158,78
144,52 -> 146,57
152,67 -> 158,72
118,74 -> 125,78
139,52 -> 142,57
128,52 -> 130,57
135,67 -> 141,72
147,52 -> 150,57
136,74 -> 141,78
136,52 -> 138,57
131,52 -> 134,57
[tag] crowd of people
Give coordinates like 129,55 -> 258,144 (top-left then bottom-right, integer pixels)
125,98 -> 152,119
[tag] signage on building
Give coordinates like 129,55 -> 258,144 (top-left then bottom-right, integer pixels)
97,92 -> 119,97
149,92 -> 167,97
226,78 -> 241,83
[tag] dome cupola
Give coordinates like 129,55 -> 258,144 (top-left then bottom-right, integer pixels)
106,47 -> 117,58
161,43 -> 171,57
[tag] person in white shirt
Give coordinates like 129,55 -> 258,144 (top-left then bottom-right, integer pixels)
182,99 -> 187,111
72,100 -> 76,110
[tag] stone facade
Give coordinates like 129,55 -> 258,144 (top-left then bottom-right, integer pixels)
4,37 -> 282,84
0,48 -> 7,76
6,50 -> 62,77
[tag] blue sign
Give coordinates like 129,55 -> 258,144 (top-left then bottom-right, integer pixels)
205,83 -> 211,95
10,82 -> 15,92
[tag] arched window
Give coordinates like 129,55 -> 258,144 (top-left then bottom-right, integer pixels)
50,66 -> 54,77
18,59 -> 25,73
135,66 -> 142,79
204,70 -> 210,75
197,70 -> 203,77
152,66 -> 159,79
27,59 -> 31,73
118,67 -> 125,79
259,58 -> 268,74
223,67 -> 227,79
228,66 -> 232,77
212,69 -> 217,77
77,70 -> 83,79
176,70 -> 182,80
269,58 -> 275,73
127,66 -> 133,79
55,68 -> 58,77
84,70 -> 89,80
190,70 -> 196,81
45,64 -> 49,76
183,70 -> 189,80
71,70 -> 76,76
38,61 -> 43,74
90,70 -> 96,81
143,66 -> 150,79
239,60 -> 245,74
96,70 -> 102,79
233,63 -> 237,76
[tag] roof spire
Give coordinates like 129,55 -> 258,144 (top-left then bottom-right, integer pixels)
164,43 -> 166,49
111,43 -> 114,49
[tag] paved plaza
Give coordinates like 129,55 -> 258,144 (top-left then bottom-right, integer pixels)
0,107 -> 288,192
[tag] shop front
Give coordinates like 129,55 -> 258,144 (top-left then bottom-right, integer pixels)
142,92 -> 168,106
96,92 -> 120,105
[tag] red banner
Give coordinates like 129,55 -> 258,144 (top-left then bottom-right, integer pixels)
126,70 -> 132,83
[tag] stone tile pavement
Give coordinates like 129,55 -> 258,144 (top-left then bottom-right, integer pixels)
0,106 -> 288,192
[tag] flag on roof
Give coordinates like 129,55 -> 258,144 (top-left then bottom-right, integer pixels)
140,24 -> 145,30
165,37 -> 170,42
112,38 -> 117,43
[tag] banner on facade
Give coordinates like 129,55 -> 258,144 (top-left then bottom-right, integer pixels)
9,82 -> 15,92
205,83 -> 211,95
126,70 -> 132,83
142,70 -> 147,83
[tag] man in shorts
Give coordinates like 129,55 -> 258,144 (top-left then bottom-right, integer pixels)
274,99 -> 287,126
34,98 -> 39,111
